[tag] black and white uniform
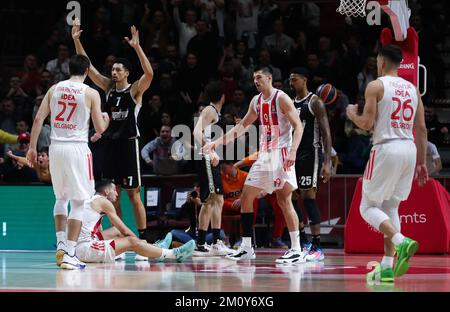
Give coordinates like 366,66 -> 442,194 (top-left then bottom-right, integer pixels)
195,104 -> 223,203
294,92 -> 323,190
102,84 -> 141,189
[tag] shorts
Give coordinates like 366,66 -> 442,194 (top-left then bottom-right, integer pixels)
244,148 -> 297,194
195,154 -> 223,203
295,148 -> 323,190
76,239 -> 116,263
363,140 -> 416,204
103,138 -> 141,189
49,142 -> 95,200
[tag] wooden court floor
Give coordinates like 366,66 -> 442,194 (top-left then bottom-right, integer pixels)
1,249 -> 449,292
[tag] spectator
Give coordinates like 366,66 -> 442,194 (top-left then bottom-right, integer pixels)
306,52 -> 328,92
0,98 -> 17,134
141,4 -> 171,56
357,56 -> 377,97
101,55 -> 116,78
425,105 -> 449,147
140,125 -> 184,175
45,44 -> 70,83
223,88 -> 248,117
235,0 -> 258,47
173,1 -> 197,57
178,53 -> 204,114
35,70 -> 54,96
262,19 -> 295,71
235,40 -> 254,69
159,45 -> 180,75
15,54 -> 42,97
426,141 -> 442,176
187,19 -> 221,80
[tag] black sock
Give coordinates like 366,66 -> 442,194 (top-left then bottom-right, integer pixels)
312,234 -> 321,248
299,227 -> 308,246
197,229 -> 207,246
138,229 -> 147,240
212,229 -> 221,244
241,212 -> 254,238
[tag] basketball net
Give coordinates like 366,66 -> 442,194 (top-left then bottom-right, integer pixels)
336,0 -> 367,17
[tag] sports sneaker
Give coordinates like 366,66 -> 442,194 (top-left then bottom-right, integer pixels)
275,248 -> 305,264
271,237 -> 288,249
60,253 -> 86,270
302,241 -> 312,253
366,262 -> 394,283
225,246 -> 255,261
135,253 -> 149,261
210,240 -> 235,256
393,237 -> 419,277
56,241 -> 66,267
305,246 -> 325,262
154,232 -> 173,250
193,244 -> 212,257
174,240 -> 196,262
115,252 -> 126,261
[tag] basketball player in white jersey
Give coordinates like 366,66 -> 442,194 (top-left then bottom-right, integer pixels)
346,44 -> 428,283
203,66 -> 304,263
192,81 -> 234,257
27,54 -> 110,269
72,19 -> 153,261
76,180 -> 195,263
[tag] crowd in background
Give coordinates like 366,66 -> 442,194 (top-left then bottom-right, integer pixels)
1,0 -> 449,182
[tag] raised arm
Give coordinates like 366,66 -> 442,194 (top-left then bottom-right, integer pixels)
346,80 -> 380,131
26,86 -> 53,167
72,18 -> 111,92
278,93 -> 303,168
88,88 -> 110,134
203,97 -> 258,152
127,26 -> 154,100
310,95 -> 332,182
414,90 -> 428,186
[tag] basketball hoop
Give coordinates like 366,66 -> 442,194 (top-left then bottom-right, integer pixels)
336,0 -> 368,17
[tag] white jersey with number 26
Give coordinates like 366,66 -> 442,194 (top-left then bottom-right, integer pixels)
372,76 -> 418,145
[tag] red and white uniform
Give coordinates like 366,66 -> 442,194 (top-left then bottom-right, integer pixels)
49,80 -> 95,200
363,76 -> 418,203
244,88 -> 298,193
76,195 -> 116,263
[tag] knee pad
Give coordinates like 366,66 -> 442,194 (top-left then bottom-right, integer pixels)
360,196 -> 390,230
68,200 -> 85,221
53,199 -> 69,217
303,198 -> 321,225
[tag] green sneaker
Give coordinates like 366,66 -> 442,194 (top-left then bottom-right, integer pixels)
154,232 -> 173,262
174,240 -> 196,263
393,237 -> 419,277
366,262 -> 394,283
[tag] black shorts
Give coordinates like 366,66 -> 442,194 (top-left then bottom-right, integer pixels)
195,156 -> 223,203
295,148 -> 323,190
102,138 -> 141,189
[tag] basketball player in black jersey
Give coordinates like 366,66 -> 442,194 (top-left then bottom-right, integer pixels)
72,19 -> 153,260
192,81 -> 232,257
289,67 -> 332,261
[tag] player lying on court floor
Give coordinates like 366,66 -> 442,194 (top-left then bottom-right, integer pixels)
75,179 -> 195,264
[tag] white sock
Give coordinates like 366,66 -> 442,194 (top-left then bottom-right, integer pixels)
56,231 -> 66,245
242,237 -> 252,248
66,240 -> 76,256
161,249 -> 175,259
289,231 -> 301,251
391,233 -> 405,246
381,256 -> 394,269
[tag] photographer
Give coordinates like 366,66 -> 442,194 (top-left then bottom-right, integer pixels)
170,184 -> 227,247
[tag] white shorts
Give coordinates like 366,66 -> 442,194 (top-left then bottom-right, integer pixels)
76,239 -> 116,263
49,142 -> 95,200
363,140 -> 416,204
245,148 -> 298,194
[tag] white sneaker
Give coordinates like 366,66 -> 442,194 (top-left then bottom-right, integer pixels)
134,253 -> 148,261
192,244 -> 212,257
115,253 -> 126,261
225,246 -> 255,261
56,241 -> 66,267
60,253 -> 86,270
210,240 -> 235,256
275,249 -> 306,264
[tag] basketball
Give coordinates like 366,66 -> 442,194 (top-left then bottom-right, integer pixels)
316,83 -> 337,105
